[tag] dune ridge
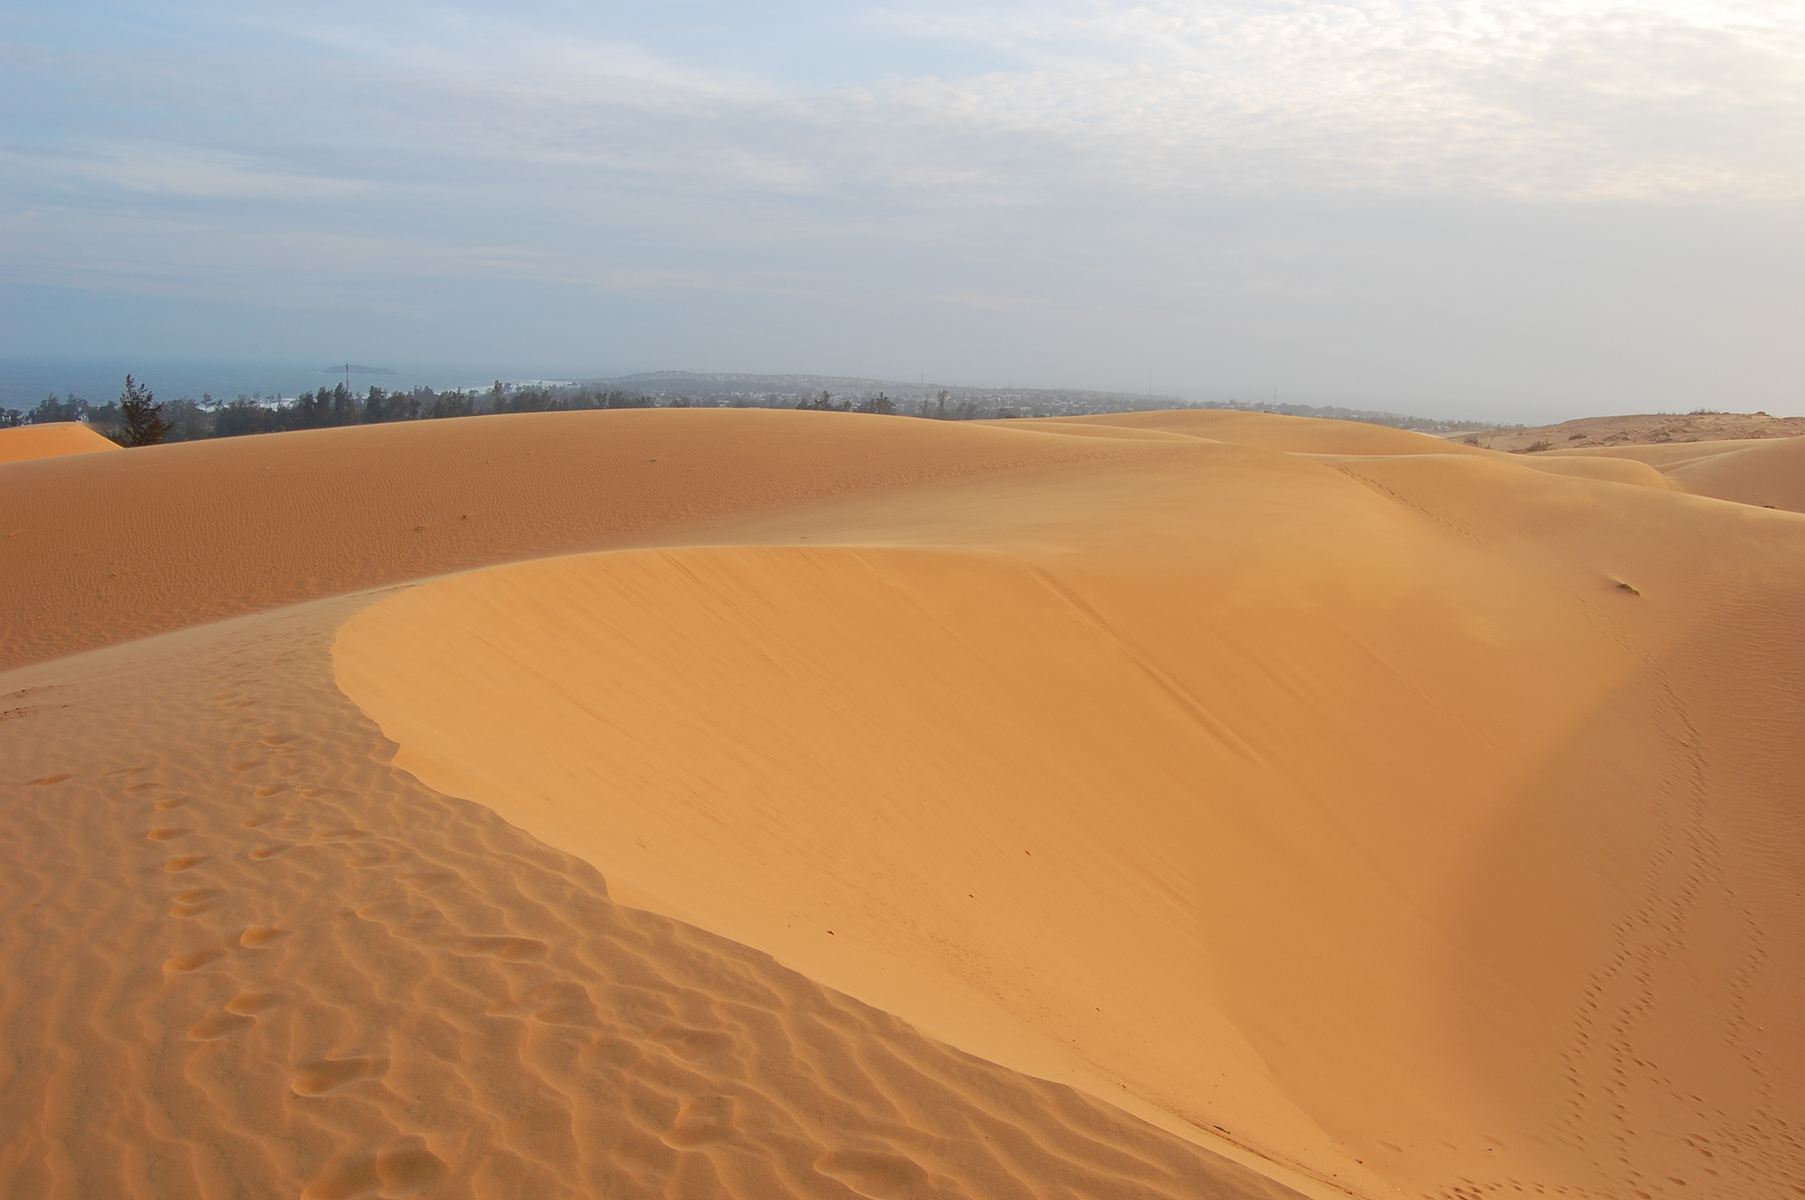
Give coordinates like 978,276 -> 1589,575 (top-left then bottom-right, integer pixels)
1549,435 -> 1805,513
1458,410 -> 1805,453
0,421 -> 120,463
0,408 -> 1166,671
0,594 -> 1304,1200
337,416 -> 1805,1199
5,406 -> 1803,1199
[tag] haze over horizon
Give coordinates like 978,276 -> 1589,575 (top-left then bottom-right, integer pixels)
5,0 -> 1803,422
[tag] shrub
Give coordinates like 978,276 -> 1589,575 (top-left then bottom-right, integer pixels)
117,375 -> 171,447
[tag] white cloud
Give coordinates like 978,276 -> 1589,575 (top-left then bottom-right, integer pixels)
845,1 -> 1805,200
40,1 -> 1796,203
41,145 -> 370,199
5,0 -> 1803,414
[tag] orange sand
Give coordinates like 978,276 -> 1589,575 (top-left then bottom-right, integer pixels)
0,421 -> 120,463
1,595 -> 1296,1200
5,408 -> 1804,1199
1549,436 -> 1805,513
1456,409 -> 1805,453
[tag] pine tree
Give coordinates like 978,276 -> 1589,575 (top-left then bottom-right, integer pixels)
117,375 -> 171,447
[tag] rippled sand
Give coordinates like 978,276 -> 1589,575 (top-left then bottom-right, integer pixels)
4,407 -> 1803,1199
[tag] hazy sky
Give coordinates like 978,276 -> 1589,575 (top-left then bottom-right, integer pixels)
4,0 -> 1802,419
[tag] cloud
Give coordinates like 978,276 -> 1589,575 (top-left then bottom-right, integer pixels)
18,144 -> 371,199
4,0 -> 1803,415
851,1 -> 1805,200
16,1 -> 1800,209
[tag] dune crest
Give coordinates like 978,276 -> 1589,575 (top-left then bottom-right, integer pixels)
0,408 -> 1156,670
337,419 -> 1805,1200
0,595 -> 1306,1200
0,421 -> 120,463
6,407 -> 1803,1199
1550,435 -> 1805,512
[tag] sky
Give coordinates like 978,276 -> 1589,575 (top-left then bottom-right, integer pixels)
3,0 -> 1802,421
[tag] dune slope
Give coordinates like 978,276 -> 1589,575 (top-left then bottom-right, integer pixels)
338,427 -> 1805,1200
0,409 -> 1146,671
0,421 -> 120,463
6,407 -> 1804,1200
0,594 -> 1303,1200
1550,435 -> 1805,513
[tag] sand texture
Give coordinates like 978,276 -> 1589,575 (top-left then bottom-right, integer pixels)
6,407 -> 1805,1199
1455,410 -> 1805,453
0,597 -> 1301,1200
0,421 -> 121,463
0,410 -> 1140,671
1547,436 -> 1805,514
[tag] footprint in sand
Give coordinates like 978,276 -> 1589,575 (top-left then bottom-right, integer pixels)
225,990 -> 285,1015
652,1025 -> 736,1065
300,1136 -> 446,1200
483,982 -> 597,1026
240,925 -> 293,948
443,934 -> 548,962
660,1095 -> 737,1149
291,1056 -> 388,1097
188,1009 -> 255,1041
170,888 -> 224,917
814,1148 -> 931,1199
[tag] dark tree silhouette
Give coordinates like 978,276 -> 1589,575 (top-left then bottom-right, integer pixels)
117,376 -> 171,447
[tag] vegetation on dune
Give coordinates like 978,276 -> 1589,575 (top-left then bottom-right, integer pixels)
0,380 -> 660,445
117,376 -> 172,447
0,372 -> 1487,446
0,379 -> 973,445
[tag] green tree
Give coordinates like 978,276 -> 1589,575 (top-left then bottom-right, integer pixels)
30,393 -> 88,424
117,375 -> 171,447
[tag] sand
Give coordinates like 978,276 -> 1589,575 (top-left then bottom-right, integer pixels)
1436,412 -> 1805,511
1547,436 -> 1805,514
0,410 -> 1136,671
5,407 -> 1804,1199
1,597 -> 1296,1200
0,421 -> 121,463
1454,409 -> 1805,453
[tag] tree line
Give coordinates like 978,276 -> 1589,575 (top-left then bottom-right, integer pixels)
0,380 -> 916,447
1,380 -> 668,445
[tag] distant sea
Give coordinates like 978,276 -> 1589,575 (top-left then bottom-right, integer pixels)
0,360 -> 542,410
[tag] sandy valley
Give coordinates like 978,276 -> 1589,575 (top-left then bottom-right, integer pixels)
4,408 -> 1802,1199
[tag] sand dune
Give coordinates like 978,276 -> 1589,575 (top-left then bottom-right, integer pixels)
336,430 -> 1805,1199
0,409 -> 1140,670
6,407 -> 1805,1199
1457,409 -> 1805,453
0,420 -> 120,463
1059,407 -> 1496,456
1,597 -> 1297,1200
1550,435 -> 1805,513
